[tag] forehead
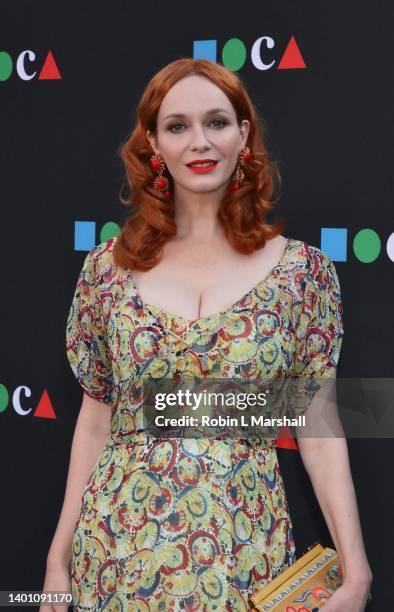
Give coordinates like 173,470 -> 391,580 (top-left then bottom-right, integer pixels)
158,75 -> 235,119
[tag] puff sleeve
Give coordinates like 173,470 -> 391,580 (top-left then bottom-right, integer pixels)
287,251 -> 344,416
66,246 -> 118,408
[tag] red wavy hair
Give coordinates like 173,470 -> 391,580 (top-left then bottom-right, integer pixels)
113,58 -> 286,271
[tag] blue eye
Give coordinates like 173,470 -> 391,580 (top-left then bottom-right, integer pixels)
167,122 -> 184,132
166,119 -> 228,133
210,119 -> 227,128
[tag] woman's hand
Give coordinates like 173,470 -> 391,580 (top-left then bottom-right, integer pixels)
38,561 -> 72,612
318,577 -> 372,611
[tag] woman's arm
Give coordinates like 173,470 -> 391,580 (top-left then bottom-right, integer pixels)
296,371 -> 373,586
45,392 -> 112,570
298,437 -> 372,584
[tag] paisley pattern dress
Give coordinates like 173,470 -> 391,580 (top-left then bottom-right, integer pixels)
65,235 -> 344,611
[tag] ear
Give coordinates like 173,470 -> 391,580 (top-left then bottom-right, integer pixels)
146,130 -> 160,155
239,119 -> 250,148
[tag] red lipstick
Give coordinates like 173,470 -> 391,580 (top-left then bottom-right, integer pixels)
186,159 -> 219,174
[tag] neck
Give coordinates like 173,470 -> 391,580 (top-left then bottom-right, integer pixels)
172,182 -> 228,242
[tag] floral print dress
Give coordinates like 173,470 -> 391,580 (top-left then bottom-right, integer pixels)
65,235 -> 344,611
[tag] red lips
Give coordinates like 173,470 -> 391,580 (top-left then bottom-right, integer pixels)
186,160 -> 219,174
186,159 -> 218,166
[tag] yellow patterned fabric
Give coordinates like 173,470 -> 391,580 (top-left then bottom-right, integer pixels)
65,236 -> 344,611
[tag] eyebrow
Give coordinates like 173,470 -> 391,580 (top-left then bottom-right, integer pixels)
162,108 -> 231,121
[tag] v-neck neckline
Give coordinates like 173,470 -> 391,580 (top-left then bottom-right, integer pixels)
126,237 -> 295,329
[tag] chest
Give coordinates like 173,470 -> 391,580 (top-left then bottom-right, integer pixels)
110,263 -> 296,389
131,236 -> 287,320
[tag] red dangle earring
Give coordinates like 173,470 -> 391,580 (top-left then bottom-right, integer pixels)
229,145 -> 253,192
150,153 -> 171,198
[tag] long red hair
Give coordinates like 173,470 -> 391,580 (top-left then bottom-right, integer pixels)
113,58 -> 286,271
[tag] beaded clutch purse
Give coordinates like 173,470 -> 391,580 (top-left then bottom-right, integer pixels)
248,542 -> 343,610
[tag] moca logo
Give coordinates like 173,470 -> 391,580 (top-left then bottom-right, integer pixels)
0,49 -> 62,81
193,36 -> 306,71
0,384 -> 56,419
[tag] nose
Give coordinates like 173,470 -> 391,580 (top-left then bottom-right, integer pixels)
189,124 -> 211,151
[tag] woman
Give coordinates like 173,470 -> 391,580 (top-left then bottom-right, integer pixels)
41,58 -> 372,611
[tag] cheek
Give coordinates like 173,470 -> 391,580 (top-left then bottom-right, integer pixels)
216,133 -> 241,158
157,133 -> 184,157
159,141 -> 180,160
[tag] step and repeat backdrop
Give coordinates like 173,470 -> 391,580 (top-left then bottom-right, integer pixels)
1,1 -> 392,609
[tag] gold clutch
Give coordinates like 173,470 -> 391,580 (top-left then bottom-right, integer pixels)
248,542 -> 343,610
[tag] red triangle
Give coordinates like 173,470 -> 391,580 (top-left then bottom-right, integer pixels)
275,425 -> 299,450
33,389 -> 57,419
38,50 -> 62,80
277,36 -> 307,70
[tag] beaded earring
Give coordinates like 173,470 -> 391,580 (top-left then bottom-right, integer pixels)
150,153 -> 171,197
229,146 -> 253,192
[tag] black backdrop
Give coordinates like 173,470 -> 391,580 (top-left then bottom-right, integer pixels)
1,2 -> 393,610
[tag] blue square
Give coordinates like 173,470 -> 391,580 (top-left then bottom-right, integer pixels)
193,40 -> 217,62
320,227 -> 347,261
74,221 -> 96,251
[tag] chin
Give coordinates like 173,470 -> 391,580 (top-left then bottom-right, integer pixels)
190,185 -> 224,195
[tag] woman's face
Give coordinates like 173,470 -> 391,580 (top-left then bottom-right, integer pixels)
146,75 -> 250,194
